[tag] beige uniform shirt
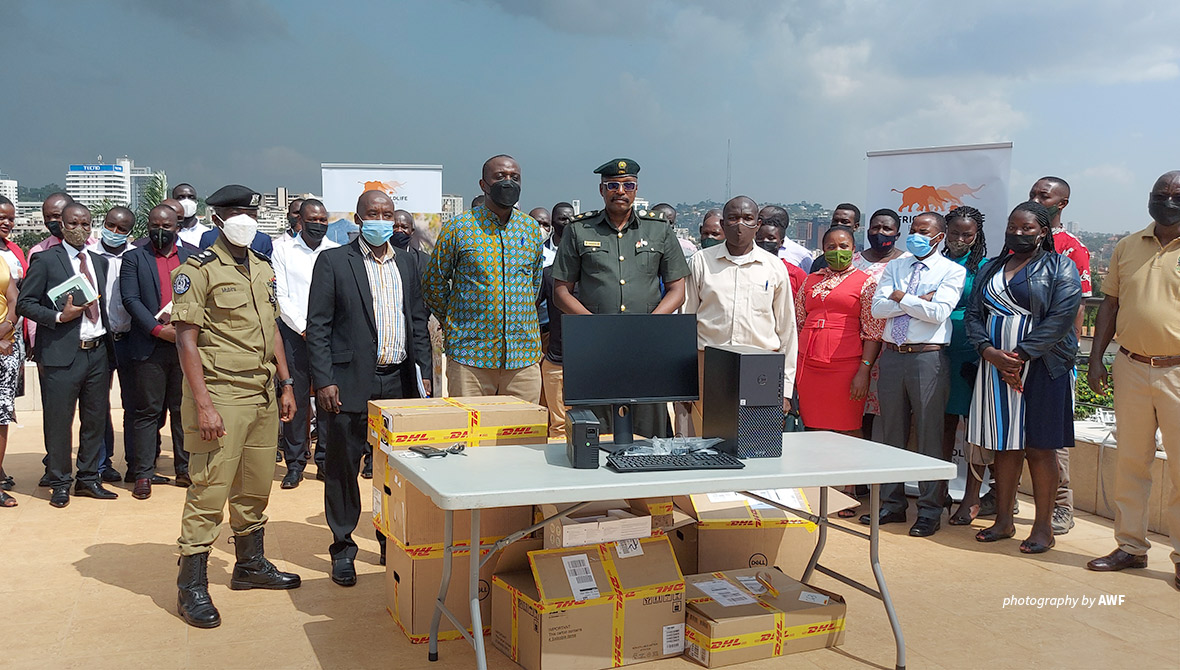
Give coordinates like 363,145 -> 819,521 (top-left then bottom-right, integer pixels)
1104,223 -> 1180,357
684,244 -> 797,396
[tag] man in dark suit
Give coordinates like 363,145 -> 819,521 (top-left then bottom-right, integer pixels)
17,203 -> 118,507
306,190 -> 432,586
120,204 -> 196,499
392,209 -> 431,281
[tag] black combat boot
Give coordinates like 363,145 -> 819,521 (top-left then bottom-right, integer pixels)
228,527 -> 302,590
177,553 -> 221,628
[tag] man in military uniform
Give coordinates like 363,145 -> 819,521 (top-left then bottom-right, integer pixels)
552,159 -> 690,438
171,185 -> 299,629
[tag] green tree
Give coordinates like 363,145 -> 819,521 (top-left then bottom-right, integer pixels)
88,198 -> 118,222
133,173 -> 168,238
13,230 -> 49,253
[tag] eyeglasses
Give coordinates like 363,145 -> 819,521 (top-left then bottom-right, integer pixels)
603,181 -> 638,192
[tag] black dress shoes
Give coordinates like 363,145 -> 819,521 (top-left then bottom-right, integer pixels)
100,469 -> 122,483
74,481 -> 118,500
1086,548 -> 1148,572
151,474 -> 172,485
331,557 -> 357,587
909,517 -> 941,537
280,469 -> 303,489
132,478 -> 152,500
859,509 -> 907,526
49,486 -> 70,508
174,472 -> 192,488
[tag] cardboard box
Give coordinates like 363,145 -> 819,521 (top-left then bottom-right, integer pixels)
491,535 -> 687,670
663,508 -> 699,576
674,488 -> 856,578
377,395 -> 548,450
368,398 -> 451,447
539,501 -> 652,549
381,469 -> 533,547
384,537 -> 500,643
628,497 -> 675,529
683,568 -> 845,667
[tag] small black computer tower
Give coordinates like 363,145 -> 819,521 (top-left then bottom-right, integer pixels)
565,408 -> 601,469
702,345 -> 785,458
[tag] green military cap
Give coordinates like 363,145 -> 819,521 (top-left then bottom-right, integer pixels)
594,158 -> 640,177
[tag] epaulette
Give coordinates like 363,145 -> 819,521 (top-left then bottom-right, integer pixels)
636,208 -> 666,222
192,249 -> 217,266
573,210 -> 599,221
250,249 -> 272,263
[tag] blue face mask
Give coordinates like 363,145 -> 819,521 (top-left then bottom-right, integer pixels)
360,219 -> 394,246
101,228 -> 129,248
905,232 -> 940,257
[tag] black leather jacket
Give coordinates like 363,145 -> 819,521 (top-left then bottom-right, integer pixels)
965,250 -> 1082,380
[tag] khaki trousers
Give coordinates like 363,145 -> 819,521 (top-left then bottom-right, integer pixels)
540,358 -> 567,439
1111,353 -> 1180,564
178,396 -> 279,557
447,360 -> 542,404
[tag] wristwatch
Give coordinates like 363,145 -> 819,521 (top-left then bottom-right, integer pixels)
278,378 -> 295,388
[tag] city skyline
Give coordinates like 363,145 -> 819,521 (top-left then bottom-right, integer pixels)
4,1 -> 1179,233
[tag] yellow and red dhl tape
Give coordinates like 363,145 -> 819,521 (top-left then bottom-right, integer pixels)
387,535 -> 509,560
388,605 -> 490,644
377,396 -> 545,447
696,506 -> 818,533
685,617 -> 844,654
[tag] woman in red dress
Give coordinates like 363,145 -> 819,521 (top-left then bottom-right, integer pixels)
795,226 -> 885,432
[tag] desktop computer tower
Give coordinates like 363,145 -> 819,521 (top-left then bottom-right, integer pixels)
702,345 -> 785,458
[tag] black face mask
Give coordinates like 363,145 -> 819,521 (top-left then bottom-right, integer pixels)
1005,233 -> 1041,254
149,227 -> 176,251
390,231 -> 412,249
486,179 -> 521,208
47,219 -> 62,239
302,222 -> 328,242
757,240 -> 779,255
1149,199 -> 1180,227
867,232 -> 898,253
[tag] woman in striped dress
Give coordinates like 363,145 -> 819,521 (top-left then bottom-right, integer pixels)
965,202 -> 1081,553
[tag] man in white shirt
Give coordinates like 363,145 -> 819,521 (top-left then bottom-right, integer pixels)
868,212 -> 966,537
758,205 -> 812,272
173,183 -> 211,248
684,196 -> 797,435
93,206 -> 136,483
273,199 -> 339,488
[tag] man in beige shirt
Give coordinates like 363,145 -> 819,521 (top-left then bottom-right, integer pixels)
684,196 -> 797,434
1085,171 -> 1180,590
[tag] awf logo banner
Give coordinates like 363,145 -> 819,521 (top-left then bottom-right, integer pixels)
866,142 -> 1012,248
321,163 -> 443,214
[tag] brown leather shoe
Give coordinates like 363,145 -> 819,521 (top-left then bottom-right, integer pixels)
1086,548 -> 1147,572
132,478 -> 152,500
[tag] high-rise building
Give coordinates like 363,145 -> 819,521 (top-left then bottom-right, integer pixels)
442,194 -> 464,222
571,199 -> 580,215
66,156 -> 165,211
0,172 -> 16,203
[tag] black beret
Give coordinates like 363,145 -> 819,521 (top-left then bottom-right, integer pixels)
593,158 -> 640,177
206,184 -> 261,209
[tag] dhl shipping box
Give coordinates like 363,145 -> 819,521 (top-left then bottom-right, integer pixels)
683,568 -> 846,667
663,507 -> 699,576
385,537 -> 503,643
538,501 -> 652,549
627,497 -> 675,529
368,396 -> 544,545
673,488 -> 856,577
491,536 -> 687,670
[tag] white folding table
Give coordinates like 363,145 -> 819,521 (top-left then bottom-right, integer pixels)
385,432 -> 955,670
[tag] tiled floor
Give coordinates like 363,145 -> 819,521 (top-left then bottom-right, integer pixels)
0,411 -> 1176,669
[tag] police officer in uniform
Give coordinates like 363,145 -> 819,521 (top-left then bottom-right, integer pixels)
552,159 -> 690,438
172,185 -> 299,629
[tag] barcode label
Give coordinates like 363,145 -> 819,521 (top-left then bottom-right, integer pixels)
662,623 -> 684,655
746,488 -> 805,511
706,491 -> 744,504
687,642 -> 709,664
371,488 -> 382,521
693,579 -> 757,607
799,590 -> 830,606
561,554 -> 600,601
615,538 -> 644,558
736,575 -> 766,594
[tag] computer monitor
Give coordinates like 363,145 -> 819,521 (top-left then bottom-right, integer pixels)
562,313 -> 699,448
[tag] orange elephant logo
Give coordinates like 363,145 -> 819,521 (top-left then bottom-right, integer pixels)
891,183 -> 985,212
361,180 -> 407,196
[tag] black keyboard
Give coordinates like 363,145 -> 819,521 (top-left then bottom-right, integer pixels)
606,451 -> 745,473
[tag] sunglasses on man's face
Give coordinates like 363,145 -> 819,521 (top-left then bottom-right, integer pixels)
603,182 -> 638,192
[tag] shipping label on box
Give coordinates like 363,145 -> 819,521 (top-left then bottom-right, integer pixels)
491,535 -> 687,670
378,396 -> 547,450
683,568 -> 845,667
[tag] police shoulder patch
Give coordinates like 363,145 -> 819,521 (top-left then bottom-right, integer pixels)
574,210 -> 599,221
173,273 -> 192,295
194,249 -> 217,266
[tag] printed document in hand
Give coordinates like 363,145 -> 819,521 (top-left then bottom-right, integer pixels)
48,272 -> 98,310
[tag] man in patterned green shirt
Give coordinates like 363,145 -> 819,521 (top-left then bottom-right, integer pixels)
552,158 -> 691,438
422,155 -> 544,402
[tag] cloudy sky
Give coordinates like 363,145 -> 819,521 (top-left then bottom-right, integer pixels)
3,0 -> 1177,232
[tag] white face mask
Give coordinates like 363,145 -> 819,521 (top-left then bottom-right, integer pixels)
180,199 -> 197,218
219,213 -> 258,247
